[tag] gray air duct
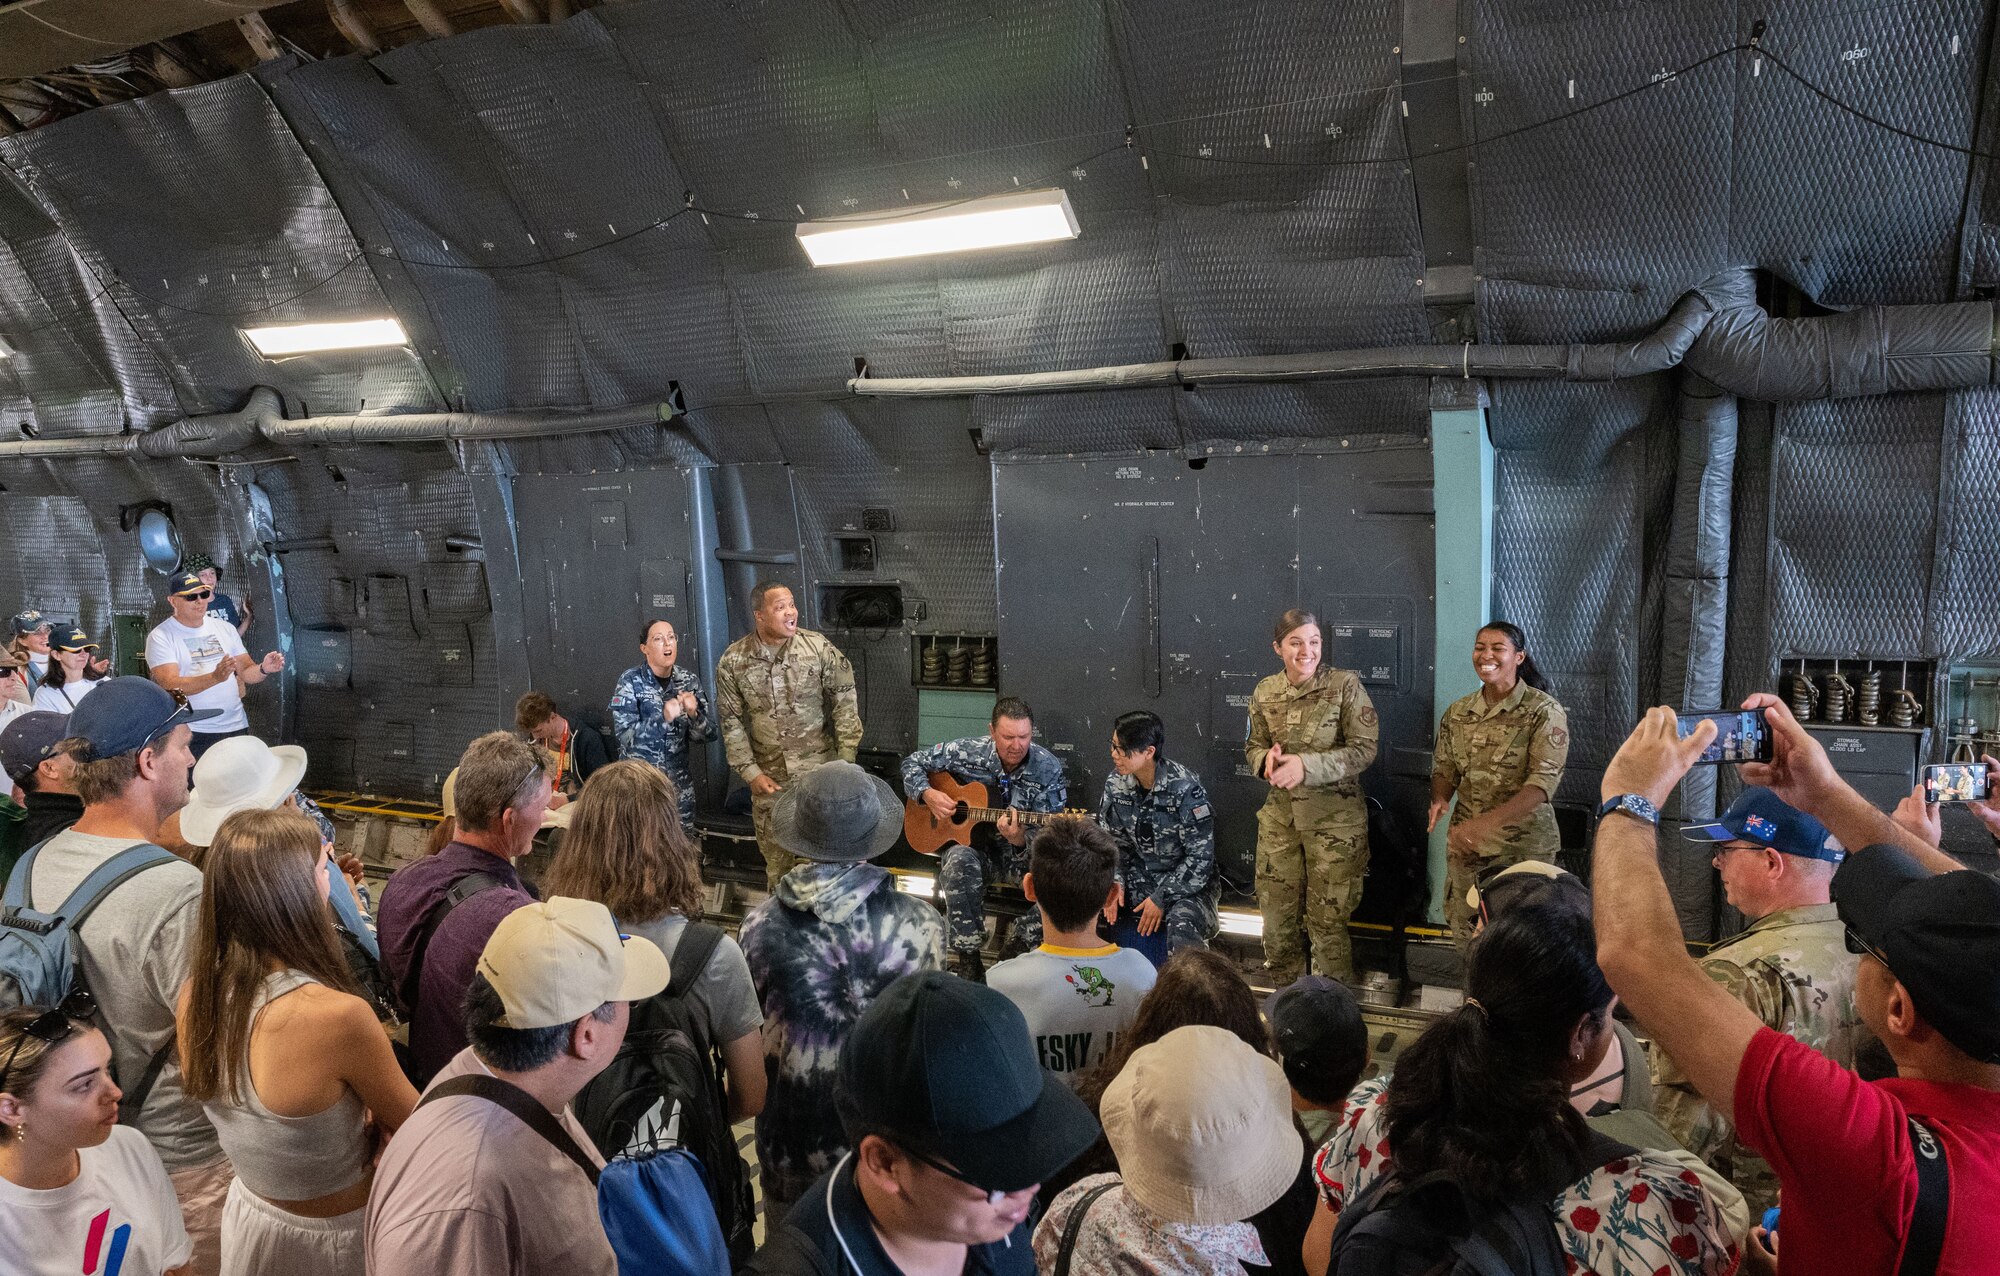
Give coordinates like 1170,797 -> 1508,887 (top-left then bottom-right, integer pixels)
845,270 -> 2000,405
0,389 -> 683,460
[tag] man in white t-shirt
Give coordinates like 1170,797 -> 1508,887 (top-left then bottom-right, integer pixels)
144,572 -> 284,761
988,819 -> 1157,1090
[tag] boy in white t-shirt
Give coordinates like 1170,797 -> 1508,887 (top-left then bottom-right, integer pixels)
144,571 -> 285,760
0,1011 -> 193,1276
988,818 -> 1157,1090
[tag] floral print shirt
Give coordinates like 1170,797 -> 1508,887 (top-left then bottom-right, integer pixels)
1313,1077 -> 1739,1276
1034,1174 -> 1269,1276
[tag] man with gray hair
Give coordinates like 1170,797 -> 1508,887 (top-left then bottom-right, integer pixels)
378,730 -> 558,1084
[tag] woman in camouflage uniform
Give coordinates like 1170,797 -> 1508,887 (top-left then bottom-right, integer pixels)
1246,610 -> 1378,985
1428,620 -> 1570,947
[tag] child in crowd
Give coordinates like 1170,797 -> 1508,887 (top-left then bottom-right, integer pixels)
1265,975 -> 1369,1147
986,818 -> 1157,1090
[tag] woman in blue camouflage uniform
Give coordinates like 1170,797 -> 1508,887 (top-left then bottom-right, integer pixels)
1097,710 -> 1218,963
609,618 -> 713,832
1428,620 -> 1569,948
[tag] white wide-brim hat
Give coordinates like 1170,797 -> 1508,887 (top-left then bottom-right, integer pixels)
180,736 -> 310,847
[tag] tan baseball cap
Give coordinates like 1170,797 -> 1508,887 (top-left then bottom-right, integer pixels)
475,897 -> 670,1029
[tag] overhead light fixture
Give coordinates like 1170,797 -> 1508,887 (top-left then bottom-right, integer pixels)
243,318 -> 409,357
796,188 -> 1079,267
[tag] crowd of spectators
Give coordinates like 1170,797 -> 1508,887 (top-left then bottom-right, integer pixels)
5,568 -> 2000,1276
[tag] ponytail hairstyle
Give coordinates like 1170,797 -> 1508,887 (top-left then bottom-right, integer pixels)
1382,901 -> 1611,1205
1272,609 -> 1319,644
1479,620 -> 1552,695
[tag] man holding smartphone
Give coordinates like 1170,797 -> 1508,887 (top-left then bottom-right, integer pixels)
1594,696 -> 2000,1275
1650,787 -> 1863,1216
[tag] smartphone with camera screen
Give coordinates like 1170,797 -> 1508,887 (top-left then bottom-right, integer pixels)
1676,708 -> 1773,765
1923,762 -> 1991,804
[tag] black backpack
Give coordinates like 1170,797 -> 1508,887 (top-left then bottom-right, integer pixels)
1328,1131 -> 1637,1276
571,921 -> 755,1265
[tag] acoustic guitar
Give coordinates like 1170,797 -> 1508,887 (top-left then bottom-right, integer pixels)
902,771 -> 1089,856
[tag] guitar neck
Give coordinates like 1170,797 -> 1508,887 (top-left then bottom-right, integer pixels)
964,806 -> 1060,826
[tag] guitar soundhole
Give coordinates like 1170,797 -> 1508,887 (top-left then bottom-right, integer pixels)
952,805 -> 969,826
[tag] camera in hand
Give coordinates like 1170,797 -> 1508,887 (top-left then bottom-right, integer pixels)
1923,762 -> 1990,804
1677,709 -> 1773,765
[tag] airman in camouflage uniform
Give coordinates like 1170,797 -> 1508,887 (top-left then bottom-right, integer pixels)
1431,680 -> 1569,946
609,620 -> 713,833
715,584 -> 863,888
1097,755 -> 1218,954
901,699 -> 1067,968
1247,625 -> 1379,985
1655,788 -> 1863,1216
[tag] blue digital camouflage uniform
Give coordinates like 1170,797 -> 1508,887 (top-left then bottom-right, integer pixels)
609,662 -> 714,831
1096,757 -> 1219,954
901,734 -> 1068,956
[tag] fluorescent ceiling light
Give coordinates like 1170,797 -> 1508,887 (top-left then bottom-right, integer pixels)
243,318 -> 409,357
796,188 -> 1079,267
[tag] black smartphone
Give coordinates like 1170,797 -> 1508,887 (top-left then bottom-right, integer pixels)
1677,708 -> 1773,765
1923,762 -> 1991,804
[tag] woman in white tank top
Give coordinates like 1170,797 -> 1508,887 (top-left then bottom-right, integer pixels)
177,809 -> 418,1276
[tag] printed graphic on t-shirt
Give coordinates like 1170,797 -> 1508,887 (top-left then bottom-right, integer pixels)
79,1208 -> 132,1276
177,634 -> 228,673
1065,965 -> 1118,1007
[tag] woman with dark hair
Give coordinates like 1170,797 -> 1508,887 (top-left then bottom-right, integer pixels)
1098,709 -> 1219,962
0,1006 -> 193,1276
1246,609 -> 1379,984
542,760 -> 767,1122
177,809 -> 417,1276
1428,620 -> 1571,947
1304,904 -> 1735,1276
30,626 -> 109,713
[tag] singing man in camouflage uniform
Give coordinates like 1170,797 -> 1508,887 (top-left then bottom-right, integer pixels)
609,617 -> 714,832
1429,621 -> 1571,946
1098,709 -> 1218,957
1247,610 -> 1379,985
1656,787 -> 1863,1215
715,583 -> 864,888
900,696 -> 1067,980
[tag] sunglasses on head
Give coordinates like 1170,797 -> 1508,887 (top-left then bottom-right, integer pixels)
0,989 -> 95,1095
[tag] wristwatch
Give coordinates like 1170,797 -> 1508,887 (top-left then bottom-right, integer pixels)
1596,793 -> 1660,826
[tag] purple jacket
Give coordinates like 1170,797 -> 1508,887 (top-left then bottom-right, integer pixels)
376,841 -> 535,1084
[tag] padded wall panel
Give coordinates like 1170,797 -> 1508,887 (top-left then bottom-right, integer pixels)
2,74 -> 436,424
1768,395 -> 1941,658
1489,377 -> 1674,801
1936,388 -> 2000,656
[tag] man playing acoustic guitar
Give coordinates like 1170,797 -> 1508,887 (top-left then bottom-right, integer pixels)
900,697 -> 1069,982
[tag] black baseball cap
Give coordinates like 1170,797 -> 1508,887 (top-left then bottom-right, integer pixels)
1265,975 -> 1368,1104
836,971 -> 1098,1193
1835,844 -> 2000,1064
65,676 -> 221,761
1,711 -> 71,784
167,571 -> 208,598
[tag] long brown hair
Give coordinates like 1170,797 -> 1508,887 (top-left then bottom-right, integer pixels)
541,760 -> 703,924
179,808 -> 358,1104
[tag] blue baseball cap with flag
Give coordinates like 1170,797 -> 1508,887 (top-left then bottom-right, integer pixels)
1683,787 -> 1845,863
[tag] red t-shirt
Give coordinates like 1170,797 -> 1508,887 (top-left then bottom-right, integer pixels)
1735,1026 -> 2000,1274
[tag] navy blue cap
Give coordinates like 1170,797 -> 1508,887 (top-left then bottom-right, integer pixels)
167,571 -> 207,598
65,676 -> 221,761
52,625 -> 97,653
835,971 -> 1098,1193
1836,845 -> 2000,1064
1683,787 -> 1844,863
1,711 -> 70,784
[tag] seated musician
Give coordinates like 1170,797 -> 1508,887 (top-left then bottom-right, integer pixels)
900,696 -> 1068,981
1098,710 -> 1219,965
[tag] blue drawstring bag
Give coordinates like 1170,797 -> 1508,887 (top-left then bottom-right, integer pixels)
599,1148 -> 731,1276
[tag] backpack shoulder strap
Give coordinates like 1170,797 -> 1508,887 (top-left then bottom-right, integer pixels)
666,921 -> 725,1003
398,870 -> 508,1010
1053,1181 -> 1119,1276
420,1073 -> 601,1186
1900,1116 -> 1950,1276
59,844 -> 180,931
3,834 -> 65,906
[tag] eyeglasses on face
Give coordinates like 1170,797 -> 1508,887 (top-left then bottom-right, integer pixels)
1845,926 -> 1893,968
897,1142 -> 1012,1205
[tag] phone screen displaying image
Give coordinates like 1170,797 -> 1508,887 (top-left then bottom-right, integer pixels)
1678,709 -> 1772,765
1923,762 -> 1991,804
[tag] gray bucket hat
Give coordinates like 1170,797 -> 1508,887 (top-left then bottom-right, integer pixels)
772,761 -> 903,863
